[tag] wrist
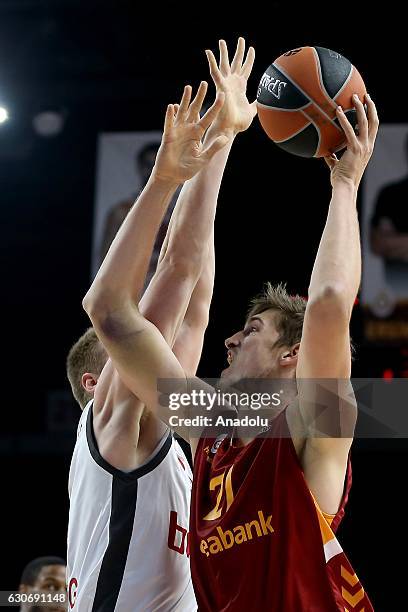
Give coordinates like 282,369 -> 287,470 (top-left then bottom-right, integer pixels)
205,124 -> 237,143
150,170 -> 180,191
332,177 -> 359,195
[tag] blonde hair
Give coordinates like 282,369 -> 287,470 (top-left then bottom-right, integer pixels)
66,328 -> 107,408
248,282 -> 355,357
247,282 -> 307,349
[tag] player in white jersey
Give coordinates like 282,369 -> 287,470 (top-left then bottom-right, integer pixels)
67,396 -> 193,611
66,38 -> 257,612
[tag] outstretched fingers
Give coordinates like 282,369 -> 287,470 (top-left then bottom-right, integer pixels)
241,46 -> 255,80
163,104 -> 175,133
230,37 -> 245,72
176,85 -> 192,121
219,39 -> 230,75
187,81 -> 208,122
198,92 -> 225,132
205,49 -> 223,87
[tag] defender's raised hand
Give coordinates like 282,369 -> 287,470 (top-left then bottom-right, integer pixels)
205,37 -> 257,138
324,94 -> 379,188
153,82 -> 229,184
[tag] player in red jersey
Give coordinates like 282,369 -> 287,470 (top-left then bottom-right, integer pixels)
84,38 -> 378,611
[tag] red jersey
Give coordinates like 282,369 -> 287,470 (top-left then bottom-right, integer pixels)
190,409 -> 373,611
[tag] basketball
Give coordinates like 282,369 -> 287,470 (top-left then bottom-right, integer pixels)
256,46 -> 367,158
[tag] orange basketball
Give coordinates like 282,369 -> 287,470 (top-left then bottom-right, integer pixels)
256,46 -> 367,158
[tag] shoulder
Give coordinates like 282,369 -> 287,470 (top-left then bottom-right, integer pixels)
91,359 -> 147,471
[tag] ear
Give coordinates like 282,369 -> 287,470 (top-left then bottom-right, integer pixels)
81,372 -> 99,396
280,343 -> 300,367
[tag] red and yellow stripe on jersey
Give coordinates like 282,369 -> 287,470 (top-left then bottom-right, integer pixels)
313,497 -> 372,611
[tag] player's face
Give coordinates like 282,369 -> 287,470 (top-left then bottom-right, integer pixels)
29,564 -> 66,612
221,309 -> 283,385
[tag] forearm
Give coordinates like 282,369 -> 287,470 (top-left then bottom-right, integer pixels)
160,130 -> 234,268
85,174 -> 178,311
308,180 -> 360,310
142,133 -> 229,349
172,234 -> 215,374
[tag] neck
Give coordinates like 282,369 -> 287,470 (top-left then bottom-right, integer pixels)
233,380 -> 298,447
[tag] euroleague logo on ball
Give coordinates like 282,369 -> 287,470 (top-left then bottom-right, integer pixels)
283,48 -> 302,56
258,73 -> 287,99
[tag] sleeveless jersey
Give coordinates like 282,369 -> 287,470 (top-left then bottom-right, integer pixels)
67,401 -> 196,611
190,408 -> 373,611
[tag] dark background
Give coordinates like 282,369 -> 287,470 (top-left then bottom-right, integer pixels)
0,1 -> 405,609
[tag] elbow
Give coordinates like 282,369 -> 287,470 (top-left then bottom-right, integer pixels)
82,283 -> 127,327
307,284 -> 351,322
82,290 -> 96,318
82,285 -> 108,320
83,290 -> 142,342
82,291 -> 109,329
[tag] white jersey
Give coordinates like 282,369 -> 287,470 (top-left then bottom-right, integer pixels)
67,401 -> 196,611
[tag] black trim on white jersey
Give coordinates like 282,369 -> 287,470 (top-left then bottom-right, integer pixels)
92,475 -> 139,611
85,403 -> 173,610
86,402 -> 172,480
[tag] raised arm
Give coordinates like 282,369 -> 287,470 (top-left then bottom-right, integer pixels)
83,87 -> 228,411
295,94 -> 379,513
140,38 -> 256,375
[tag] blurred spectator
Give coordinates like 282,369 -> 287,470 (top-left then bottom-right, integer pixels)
18,556 -> 66,612
99,141 -> 179,288
370,134 -> 408,293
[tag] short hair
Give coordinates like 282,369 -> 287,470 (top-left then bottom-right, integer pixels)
66,328 -> 108,408
248,282 -> 356,358
247,282 -> 307,349
20,556 -> 65,586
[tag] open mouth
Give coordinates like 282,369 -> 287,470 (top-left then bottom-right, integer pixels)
227,350 -> 233,365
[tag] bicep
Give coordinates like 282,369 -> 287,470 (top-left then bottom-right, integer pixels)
92,303 -> 187,414
297,298 -> 351,380
296,299 -> 356,448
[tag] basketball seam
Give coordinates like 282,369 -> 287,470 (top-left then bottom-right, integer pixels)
256,100 -> 310,113
332,65 -> 354,100
273,117 -> 313,144
301,109 -> 321,157
312,47 -> 339,109
273,62 -> 342,134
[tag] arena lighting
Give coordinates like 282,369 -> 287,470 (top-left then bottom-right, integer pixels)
0,107 -> 9,123
32,110 -> 64,136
